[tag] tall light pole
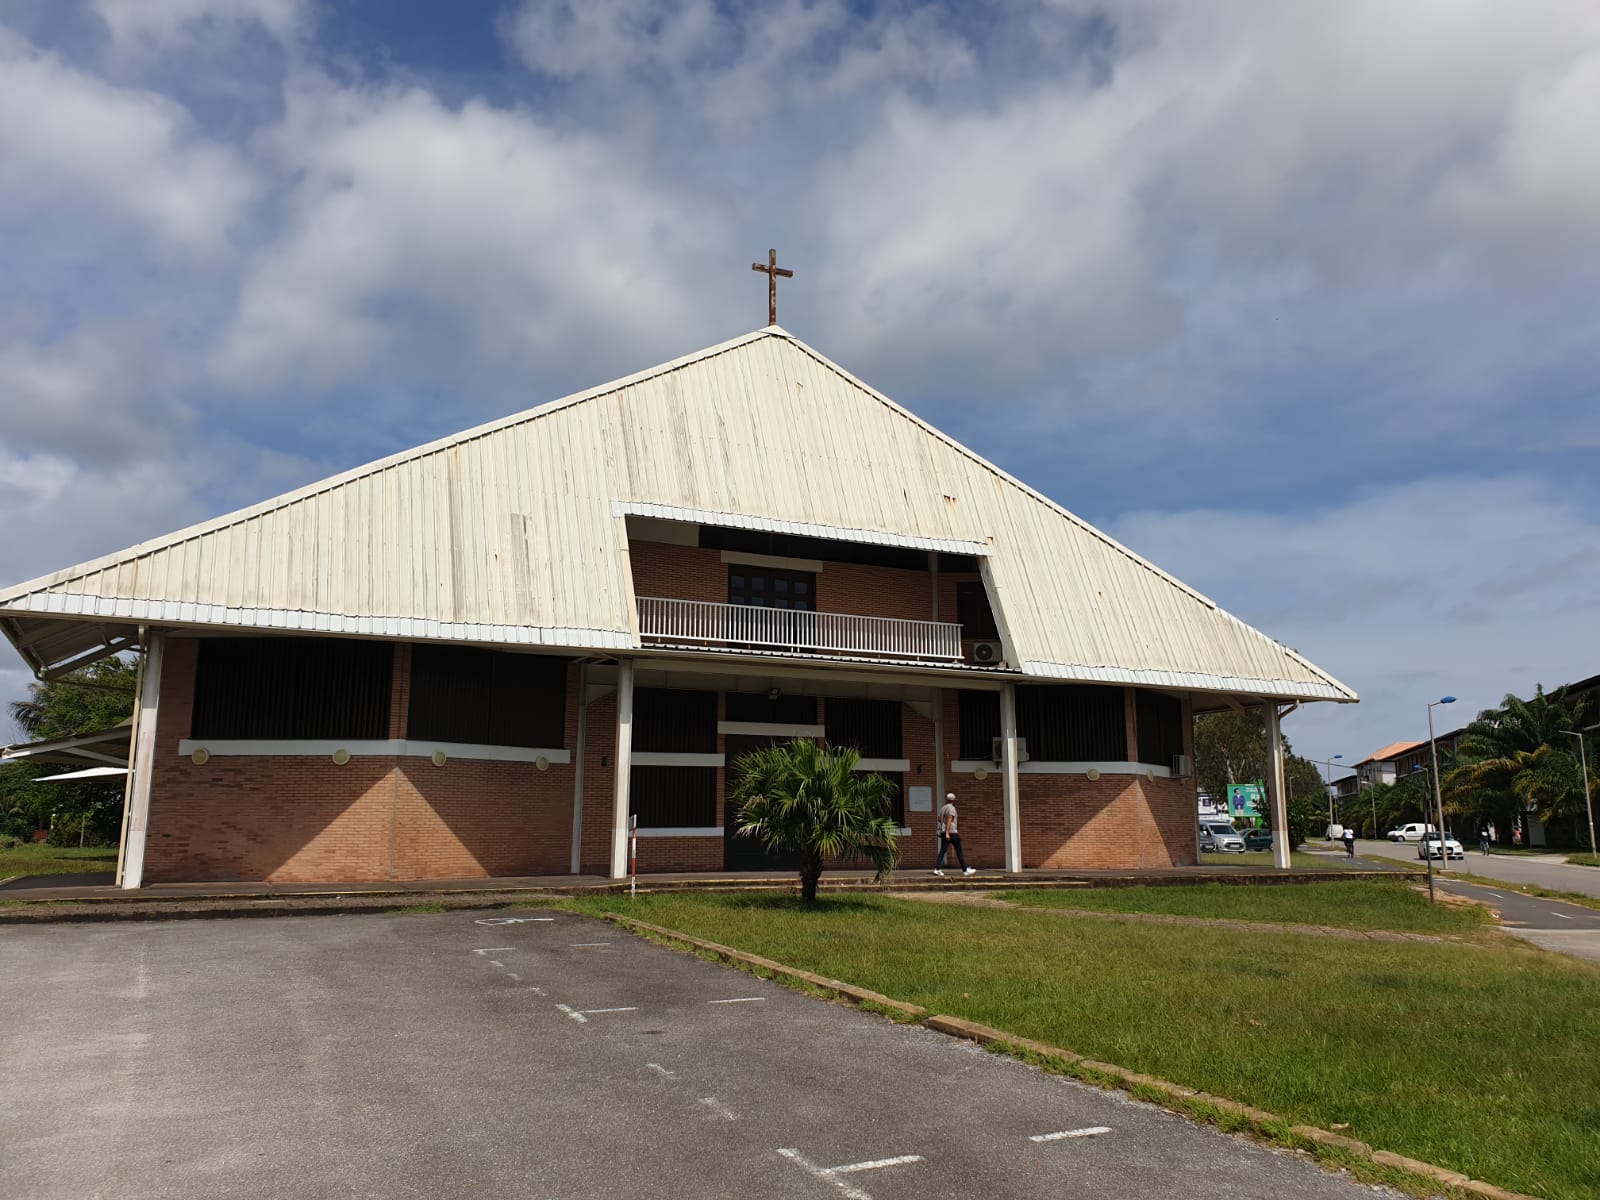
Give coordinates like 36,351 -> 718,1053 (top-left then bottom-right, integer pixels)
1560,725 -> 1596,861
1307,756 -> 1349,834
1426,696 -> 1456,901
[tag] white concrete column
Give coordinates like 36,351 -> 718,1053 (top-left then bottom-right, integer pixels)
569,663 -> 589,875
609,659 -> 634,879
1265,703 -> 1291,870
1000,682 -> 1022,873
119,630 -> 166,890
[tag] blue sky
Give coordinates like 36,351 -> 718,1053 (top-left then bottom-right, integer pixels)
1,0 -> 1597,771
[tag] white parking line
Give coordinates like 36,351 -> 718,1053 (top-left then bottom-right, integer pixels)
646,1063 -> 675,1078
1553,912 -> 1575,920
776,1147 -> 923,1200
487,961 -> 504,968
1030,1126 -> 1112,1142
556,1004 -> 587,1023
571,942 -> 613,948
579,1007 -> 638,1015
1487,892 -> 1504,899
472,947 -> 513,955
475,916 -> 555,925
505,973 -> 520,981
707,997 -> 766,1005
699,1096 -> 738,1120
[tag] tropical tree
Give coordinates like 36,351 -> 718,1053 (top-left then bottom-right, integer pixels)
1445,686 -> 1595,844
730,739 -> 899,904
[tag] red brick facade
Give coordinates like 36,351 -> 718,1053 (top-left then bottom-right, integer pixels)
140,627 -> 1197,883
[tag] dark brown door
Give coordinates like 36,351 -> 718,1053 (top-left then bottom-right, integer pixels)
723,733 -> 804,871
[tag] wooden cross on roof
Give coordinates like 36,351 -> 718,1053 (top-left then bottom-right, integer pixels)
751,248 -> 793,326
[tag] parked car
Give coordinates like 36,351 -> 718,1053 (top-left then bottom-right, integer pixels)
1387,822 -> 1435,843
1200,820 -> 1246,853
1418,831 -> 1464,860
1243,827 -> 1274,851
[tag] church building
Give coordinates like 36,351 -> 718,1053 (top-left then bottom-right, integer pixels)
0,325 -> 1354,887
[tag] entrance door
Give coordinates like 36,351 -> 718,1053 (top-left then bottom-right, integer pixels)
723,733 -> 804,871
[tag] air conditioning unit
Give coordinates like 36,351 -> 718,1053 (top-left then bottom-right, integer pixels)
971,640 -> 1005,665
991,737 -> 1030,765
1171,753 -> 1192,778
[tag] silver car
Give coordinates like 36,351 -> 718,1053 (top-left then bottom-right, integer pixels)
1201,820 -> 1246,853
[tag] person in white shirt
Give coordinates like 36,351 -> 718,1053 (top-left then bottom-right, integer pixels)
933,792 -> 976,876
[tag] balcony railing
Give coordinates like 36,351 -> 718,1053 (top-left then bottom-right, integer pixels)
637,597 -> 964,664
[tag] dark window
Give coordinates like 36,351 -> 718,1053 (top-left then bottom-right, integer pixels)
631,766 -> 717,828
728,565 -> 815,610
936,553 -> 981,573
1136,689 -> 1184,767
1018,685 -> 1126,761
192,637 -> 392,740
700,526 -> 926,571
956,582 -> 999,639
957,690 -> 1001,759
824,698 -> 902,759
724,691 -> 818,725
407,646 -> 566,747
633,688 -> 717,753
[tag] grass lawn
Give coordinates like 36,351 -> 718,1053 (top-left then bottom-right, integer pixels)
566,889 -> 1600,1200
0,844 -> 118,879
1566,852 -> 1599,868
1000,879 -> 1492,934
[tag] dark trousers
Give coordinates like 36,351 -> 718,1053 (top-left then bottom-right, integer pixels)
936,832 -> 967,870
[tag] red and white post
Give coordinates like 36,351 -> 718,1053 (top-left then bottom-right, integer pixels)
629,814 -> 638,899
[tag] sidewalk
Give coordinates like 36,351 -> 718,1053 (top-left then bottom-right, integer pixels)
0,862 -> 1417,924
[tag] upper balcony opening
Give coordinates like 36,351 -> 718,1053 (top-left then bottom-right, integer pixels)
623,515 -> 1005,669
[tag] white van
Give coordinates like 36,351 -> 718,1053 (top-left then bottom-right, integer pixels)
1387,822 -> 1435,843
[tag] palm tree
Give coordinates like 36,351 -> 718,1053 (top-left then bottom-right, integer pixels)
730,739 -> 900,904
1446,686 -> 1595,839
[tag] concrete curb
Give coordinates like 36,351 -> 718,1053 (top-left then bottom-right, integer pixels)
601,913 -> 927,1019
607,924 -> 1538,1200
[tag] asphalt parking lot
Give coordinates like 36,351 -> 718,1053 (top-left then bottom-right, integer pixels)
1,911 -> 1401,1200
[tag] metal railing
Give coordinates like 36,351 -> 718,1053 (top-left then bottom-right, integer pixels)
637,597 -> 964,663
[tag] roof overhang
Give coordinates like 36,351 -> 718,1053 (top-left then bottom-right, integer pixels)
0,610 -> 139,678
1,720 -> 133,769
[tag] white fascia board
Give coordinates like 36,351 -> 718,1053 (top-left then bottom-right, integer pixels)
717,721 -> 826,737
0,597 -> 634,652
177,739 -> 571,765
1021,659 -> 1357,703
614,501 -> 990,556
948,759 -> 1171,777
635,827 -> 724,838
630,752 -> 725,767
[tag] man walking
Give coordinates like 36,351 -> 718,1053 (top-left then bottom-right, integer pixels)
933,792 -> 976,876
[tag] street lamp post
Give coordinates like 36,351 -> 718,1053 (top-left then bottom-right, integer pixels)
1426,696 -> 1456,903
1560,725 -> 1597,861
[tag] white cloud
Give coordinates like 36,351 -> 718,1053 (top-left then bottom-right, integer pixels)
91,0 -> 304,53
212,79 -> 720,392
0,30 -> 254,252
1107,475 -> 1600,764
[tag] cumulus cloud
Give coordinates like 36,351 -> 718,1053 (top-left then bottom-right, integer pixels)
91,0 -> 304,53
212,78 -> 720,395
1108,475 -> 1600,764
0,30 -> 255,252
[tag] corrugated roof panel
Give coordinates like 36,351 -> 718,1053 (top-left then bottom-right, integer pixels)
0,327 -> 1353,700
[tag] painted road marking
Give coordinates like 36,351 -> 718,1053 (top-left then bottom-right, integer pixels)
698,1096 -> 738,1120
475,916 -> 555,925
707,997 -> 766,1005
1031,1126 -> 1112,1142
646,1063 -> 675,1078
776,1147 -> 924,1200
488,961 -> 504,968
472,947 -> 513,955
571,942 -> 613,948
579,1007 -> 639,1015
1554,912 -> 1575,920
505,973 -> 520,981
556,1004 -> 587,1023
1487,892 -> 1504,899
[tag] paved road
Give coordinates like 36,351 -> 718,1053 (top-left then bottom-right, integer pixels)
1435,878 -> 1600,964
0,912 -> 1402,1200
1347,838 -> 1600,898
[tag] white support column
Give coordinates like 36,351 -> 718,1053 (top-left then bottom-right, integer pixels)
1000,682 -> 1022,873
1266,703 -> 1290,870
569,663 -> 589,875
609,659 -> 634,879
120,630 -> 166,890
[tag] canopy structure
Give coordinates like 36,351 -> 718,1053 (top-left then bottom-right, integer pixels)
0,719 -> 132,770
33,766 -> 127,782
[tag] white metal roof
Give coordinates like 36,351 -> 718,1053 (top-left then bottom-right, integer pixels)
0,327 -> 1354,702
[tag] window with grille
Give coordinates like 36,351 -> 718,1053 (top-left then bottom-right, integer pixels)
192,637 -> 393,740
1135,689 -> 1184,767
407,646 -> 566,747
728,565 -> 815,610
1018,685 -> 1126,762
630,766 -> 718,828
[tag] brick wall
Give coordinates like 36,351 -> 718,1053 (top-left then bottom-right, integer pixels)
143,639 -> 581,884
